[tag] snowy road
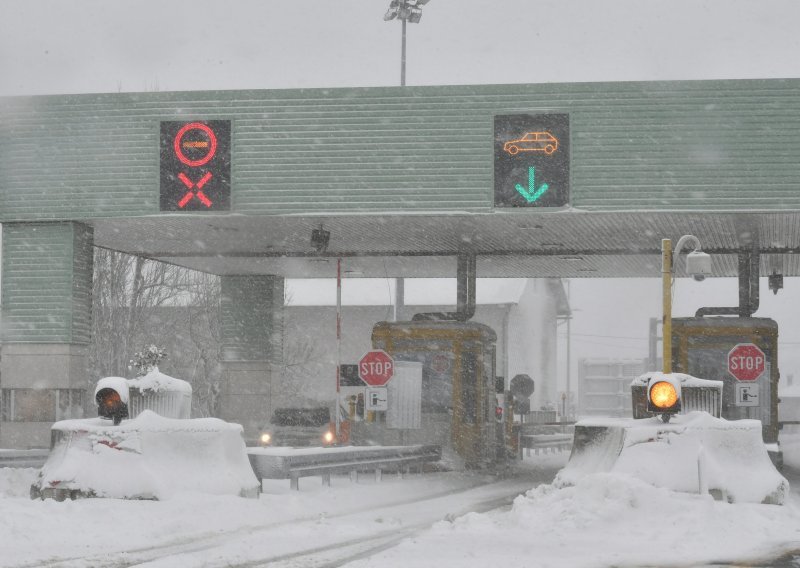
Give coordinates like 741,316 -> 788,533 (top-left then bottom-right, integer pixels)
4,439 -> 800,568
0,458 -> 565,568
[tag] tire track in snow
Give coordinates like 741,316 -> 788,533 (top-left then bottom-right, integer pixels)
12,468 -> 555,568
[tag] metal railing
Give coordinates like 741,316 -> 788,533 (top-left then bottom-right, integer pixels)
517,421 -> 575,458
247,445 -> 441,491
0,449 -> 49,469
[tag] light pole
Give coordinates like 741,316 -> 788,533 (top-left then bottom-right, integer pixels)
384,0 -> 431,86
661,235 -> 712,374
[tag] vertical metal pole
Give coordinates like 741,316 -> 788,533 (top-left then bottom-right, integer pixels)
394,278 -> 404,322
401,17 -> 407,86
336,258 -> 342,440
565,280 -> 571,419
648,317 -> 659,371
662,239 -> 673,374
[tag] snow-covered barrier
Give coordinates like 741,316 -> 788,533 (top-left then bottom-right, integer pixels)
31,410 -> 260,500
558,412 -> 789,504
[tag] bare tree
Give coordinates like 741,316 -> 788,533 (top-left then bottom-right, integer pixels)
90,250 -> 322,417
273,298 -> 326,405
183,271 -> 223,417
89,249 -> 191,380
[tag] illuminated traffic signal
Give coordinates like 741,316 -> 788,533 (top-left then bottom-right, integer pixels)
160,120 -> 231,212
95,387 -> 129,425
646,375 -> 681,421
494,113 -> 570,208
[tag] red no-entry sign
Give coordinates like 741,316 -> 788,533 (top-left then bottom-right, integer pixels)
728,343 -> 766,381
358,350 -> 395,387
159,120 -> 231,212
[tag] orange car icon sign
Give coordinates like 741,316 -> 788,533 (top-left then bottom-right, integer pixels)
503,131 -> 558,156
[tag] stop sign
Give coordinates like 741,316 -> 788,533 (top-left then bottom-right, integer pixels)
358,350 -> 395,387
728,343 -> 766,381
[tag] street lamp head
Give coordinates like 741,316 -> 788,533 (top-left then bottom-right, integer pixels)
384,0 -> 399,20
385,0 -> 430,23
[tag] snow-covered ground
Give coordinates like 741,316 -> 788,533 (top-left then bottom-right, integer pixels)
1,436 -> 800,567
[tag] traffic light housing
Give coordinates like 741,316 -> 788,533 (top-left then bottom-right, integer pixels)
96,387 -> 129,425
646,375 -> 681,421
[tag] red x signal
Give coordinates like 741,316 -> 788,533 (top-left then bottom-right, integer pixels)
177,171 -> 213,208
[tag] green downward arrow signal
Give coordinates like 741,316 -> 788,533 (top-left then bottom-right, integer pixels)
515,166 -> 550,203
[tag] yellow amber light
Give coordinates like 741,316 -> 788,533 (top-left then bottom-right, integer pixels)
650,381 -> 678,408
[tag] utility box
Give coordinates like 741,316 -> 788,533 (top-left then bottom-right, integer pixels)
670,317 -> 779,447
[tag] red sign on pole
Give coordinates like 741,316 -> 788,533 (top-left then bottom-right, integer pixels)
727,343 -> 766,381
358,350 -> 395,387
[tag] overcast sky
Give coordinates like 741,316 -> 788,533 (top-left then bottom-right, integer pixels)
2,0 -> 800,96
2,0 -> 800,390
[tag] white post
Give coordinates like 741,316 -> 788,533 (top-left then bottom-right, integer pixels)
697,441 -> 708,496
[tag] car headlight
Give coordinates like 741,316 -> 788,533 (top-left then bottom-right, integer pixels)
324,431 -> 334,444
259,432 -> 272,446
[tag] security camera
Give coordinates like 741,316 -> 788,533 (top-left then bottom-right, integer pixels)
685,250 -> 712,282
769,272 -> 784,295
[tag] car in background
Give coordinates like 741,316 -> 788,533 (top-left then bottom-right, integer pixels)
258,407 -> 349,447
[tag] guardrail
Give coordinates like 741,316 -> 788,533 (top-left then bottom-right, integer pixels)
0,449 -> 49,469
247,445 -> 442,491
519,434 -> 573,457
517,421 -> 575,458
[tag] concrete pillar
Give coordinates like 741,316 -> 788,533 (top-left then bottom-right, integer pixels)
506,279 -> 559,410
218,275 -> 284,442
1,222 -> 93,448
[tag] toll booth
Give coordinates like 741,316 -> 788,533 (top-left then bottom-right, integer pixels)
671,317 -> 779,447
371,320 -> 502,468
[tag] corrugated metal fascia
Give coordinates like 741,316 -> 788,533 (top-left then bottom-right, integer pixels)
0,223 -> 90,343
3,79 -> 800,221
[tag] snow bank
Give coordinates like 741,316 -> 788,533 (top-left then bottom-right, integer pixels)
558,412 -> 789,504
0,468 -> 38,498
3,462 -> 800,567
353,473 -> 800,568
33,410 -> 259,500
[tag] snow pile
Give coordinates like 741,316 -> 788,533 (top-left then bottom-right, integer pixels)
127,367 -> 192,394
784,433 -> 800,471
558,412 -> 789,504
0,467 -> 38,498
33,410 -> 259,500
1,459 -> 800,567
94,376 -> 130,403
352,473 -> 800,568
631,371 -> 723,389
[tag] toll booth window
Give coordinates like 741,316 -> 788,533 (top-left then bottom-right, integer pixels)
392,350 -> 452,411
461,351 -> 478,424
